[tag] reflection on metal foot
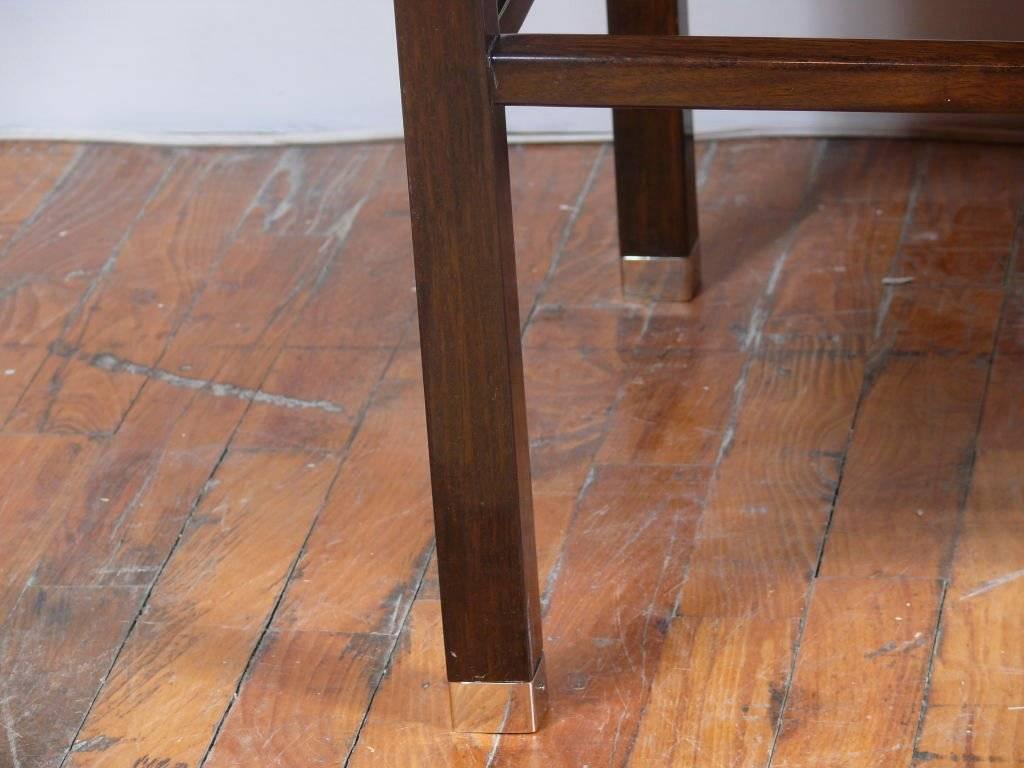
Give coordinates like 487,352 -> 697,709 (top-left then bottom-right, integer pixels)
621,241 -> 702,302
448,656 -> 548,734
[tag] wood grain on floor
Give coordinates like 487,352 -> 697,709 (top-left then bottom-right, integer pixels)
0,138 -> 1021,768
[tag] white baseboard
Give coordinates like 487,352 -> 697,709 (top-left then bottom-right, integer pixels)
0,128 -> 405,147
2,125 -> 1024,147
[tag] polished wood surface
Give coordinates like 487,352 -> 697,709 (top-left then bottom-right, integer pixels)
394,0 -> 543,686
0,139 -> 1022,765
491,35 -> 1024,111
607,0 -> 700,273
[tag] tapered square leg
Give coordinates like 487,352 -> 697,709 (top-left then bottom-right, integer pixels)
393,0 -> 546,734
608,0 -> 701,302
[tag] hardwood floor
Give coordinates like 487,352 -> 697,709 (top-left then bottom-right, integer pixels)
0,138 -> 1021,767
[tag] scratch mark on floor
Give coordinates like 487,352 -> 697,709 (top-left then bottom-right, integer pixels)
865,631 -> 928,659
89,352 -> 345,414
959,569 -> 1024,601
2,696 -> 23,768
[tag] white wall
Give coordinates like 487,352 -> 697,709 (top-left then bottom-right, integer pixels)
1,0 -> 1023,143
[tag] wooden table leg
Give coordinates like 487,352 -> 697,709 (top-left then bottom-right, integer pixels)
393,0 -> 547,735
607,0 -> 702,302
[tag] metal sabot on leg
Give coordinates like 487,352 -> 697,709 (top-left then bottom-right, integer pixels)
448,656 -> 548,733
621,240 -> 702,303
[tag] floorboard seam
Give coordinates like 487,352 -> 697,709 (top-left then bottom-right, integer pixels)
101,150 -> 289,438
0,145 -> 85,263
198,339 -> 404,767
908,262 -> 1014,766
192,152 -> 399,766
53,304 -> 297,766
754,138 -> 893,768
1005,201 -> 1024,288
534,138 -> 722,639
765,141 -> 929,768
37,154 -> 182,433
6,150 -> 289,768
55,399 -> 239,768
621,140 -> 831,768
910,581 -> 950,767
1,150 -> 179,433
55,145 -> 379,765
765,346 -> 870,766
874,145 -> 931,342
521,143 -> 607,334
66,334 -> 293,767
341,542 -> 437,768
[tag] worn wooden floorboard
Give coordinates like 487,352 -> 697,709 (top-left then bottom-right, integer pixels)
626,140 -> 909,768
770,141 -> 1023,767
0,139 -> 1020,768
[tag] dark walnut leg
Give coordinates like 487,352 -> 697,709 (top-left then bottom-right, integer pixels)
393,0 -> 547,734
607,0 -> 702,302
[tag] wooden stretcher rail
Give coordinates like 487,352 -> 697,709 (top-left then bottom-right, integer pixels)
490,34 -> 1024,112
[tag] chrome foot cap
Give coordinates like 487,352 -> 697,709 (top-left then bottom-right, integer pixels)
621,242 -> 702,303
448,657 -> 548,734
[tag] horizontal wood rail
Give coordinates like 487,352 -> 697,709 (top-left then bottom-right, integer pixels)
491,35 -> 1024,112
498,0 -> 535,34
